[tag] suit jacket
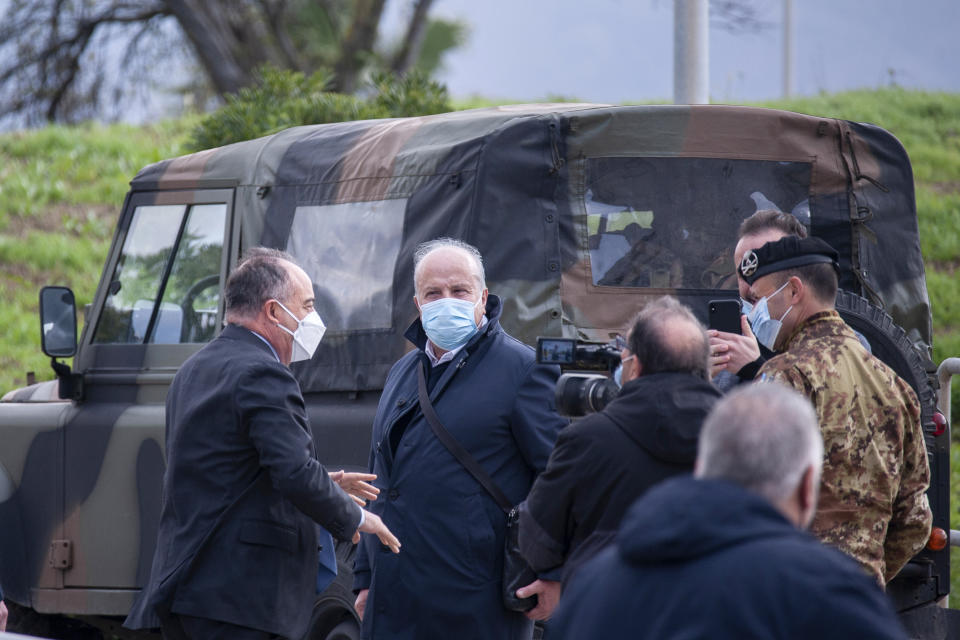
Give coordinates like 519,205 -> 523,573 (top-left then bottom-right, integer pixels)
125,324 -> 362,638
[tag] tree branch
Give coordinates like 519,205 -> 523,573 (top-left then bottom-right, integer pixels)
331,0 -> 386,93
390,0 -> 434,74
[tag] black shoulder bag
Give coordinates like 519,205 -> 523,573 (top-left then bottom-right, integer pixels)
417,362 -> 538,612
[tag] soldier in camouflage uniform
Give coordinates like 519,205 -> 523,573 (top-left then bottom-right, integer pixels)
739,235 -> 932,585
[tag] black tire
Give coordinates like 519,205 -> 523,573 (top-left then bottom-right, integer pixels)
834,289 -> 938,433
6,601 -> 104,640
302,540 -> 361,640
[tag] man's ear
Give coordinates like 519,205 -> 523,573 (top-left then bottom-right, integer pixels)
797,465 -> 819,528
413,295 -> 422,313
788,275 -> 804,304
263,299 -> 281,325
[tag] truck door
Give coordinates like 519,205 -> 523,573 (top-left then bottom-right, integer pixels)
57,189 -> 231,603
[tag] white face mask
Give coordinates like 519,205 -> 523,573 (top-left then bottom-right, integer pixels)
274,300 -> 326,363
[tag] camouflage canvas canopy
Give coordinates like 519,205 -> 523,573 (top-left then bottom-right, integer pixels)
131,103 -> 931,392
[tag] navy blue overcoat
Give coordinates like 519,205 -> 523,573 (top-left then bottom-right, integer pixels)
354,295 -> 565,640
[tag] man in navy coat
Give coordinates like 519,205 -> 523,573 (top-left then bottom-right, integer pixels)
550,383 -> 908,640
125,248 -> 399,639
353,238 -> 567,640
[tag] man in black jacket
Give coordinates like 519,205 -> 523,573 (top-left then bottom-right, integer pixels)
0,583 -> 6,632
517,296 -> 721,617
549,384 -> 907,640
125,248 -> 399,640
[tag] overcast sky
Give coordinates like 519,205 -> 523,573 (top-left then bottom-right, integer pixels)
381,0 -> 960,104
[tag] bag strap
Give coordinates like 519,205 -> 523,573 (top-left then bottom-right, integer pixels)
417,361 -> 513,513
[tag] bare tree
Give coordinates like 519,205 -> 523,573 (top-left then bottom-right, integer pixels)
331,0 -> 388,93
390,0 -> 434,74
0,0 -> 454,126
710,0 -> 774,33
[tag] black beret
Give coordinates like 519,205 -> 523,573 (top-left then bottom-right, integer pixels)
738,236 -> 840,285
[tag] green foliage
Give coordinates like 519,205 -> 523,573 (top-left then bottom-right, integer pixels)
414,18 -> 469,77
0,231 -> 108,391
918,188 -> 960,264
366,70 -> 451,118
188,67 -> 451,151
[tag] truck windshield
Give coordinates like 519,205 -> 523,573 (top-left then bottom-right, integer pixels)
92,202 -> 227,344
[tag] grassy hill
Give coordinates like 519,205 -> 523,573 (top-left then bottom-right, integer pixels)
2,88 -> 960,595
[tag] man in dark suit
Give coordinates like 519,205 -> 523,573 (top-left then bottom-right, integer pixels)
125,248 -> 400,640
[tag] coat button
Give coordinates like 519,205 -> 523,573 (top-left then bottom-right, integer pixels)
397,398 -> 407,408
388,489 -> 399,500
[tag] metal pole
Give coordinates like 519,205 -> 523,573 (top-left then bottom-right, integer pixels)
673,0 -> 709,104
783,0 -> 793,98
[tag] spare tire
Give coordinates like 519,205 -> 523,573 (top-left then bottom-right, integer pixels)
835,289 -> 938,434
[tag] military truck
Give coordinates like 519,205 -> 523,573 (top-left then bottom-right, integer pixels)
1,103 -> 958,639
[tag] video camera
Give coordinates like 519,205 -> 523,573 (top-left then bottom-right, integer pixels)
536,336 -> 623,417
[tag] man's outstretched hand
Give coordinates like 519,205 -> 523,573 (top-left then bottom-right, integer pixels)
355,510 -> 401,554
331,470 -> 380,506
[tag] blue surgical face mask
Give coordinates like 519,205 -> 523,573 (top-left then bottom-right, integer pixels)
746,280 -> 793,351
420,296 -> 482,351
740,298 -> 753,316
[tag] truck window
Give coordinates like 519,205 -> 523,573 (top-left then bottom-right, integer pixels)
585,157 -> 812,290
92,202 -> 227,344
286,199 -> 405,332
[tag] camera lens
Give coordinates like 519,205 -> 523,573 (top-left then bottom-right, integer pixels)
555,373 -> 620,417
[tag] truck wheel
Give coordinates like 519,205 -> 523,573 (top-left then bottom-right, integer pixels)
322,618 -> 361,640
834,289 -> 938,431
6,601 -> 104,639
302,540 -> 361,640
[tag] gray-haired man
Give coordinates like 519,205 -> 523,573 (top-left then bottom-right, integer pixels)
353,238 -> 566,640
549,384 -> 907,639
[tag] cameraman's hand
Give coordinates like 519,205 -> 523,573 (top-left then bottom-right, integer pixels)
517,579 -> 561,621
354,510 -> 401,553
708,315 -> 759,377
355,589 -> 369,621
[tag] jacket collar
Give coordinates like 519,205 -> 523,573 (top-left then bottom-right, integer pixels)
221,323 -> 282,360
780,309 -> 849,351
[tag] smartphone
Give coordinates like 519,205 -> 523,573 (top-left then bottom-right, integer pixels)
708,299 -> 742,335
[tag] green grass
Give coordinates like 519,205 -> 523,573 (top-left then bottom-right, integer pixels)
0,118 -> 196,222
0,118 -> 195,391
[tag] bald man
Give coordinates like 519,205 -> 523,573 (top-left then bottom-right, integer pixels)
519,296 -> 721,614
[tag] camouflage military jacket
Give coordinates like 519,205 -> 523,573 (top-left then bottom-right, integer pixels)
758,310 -> 931,584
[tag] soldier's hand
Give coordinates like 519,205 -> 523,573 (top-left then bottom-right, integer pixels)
355,510 -> 401,553
708,315 -> 760,377
0,599 -> 7,632
331,470 -> 380,506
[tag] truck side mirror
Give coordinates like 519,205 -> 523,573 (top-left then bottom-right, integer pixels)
40,286 -> 78,358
